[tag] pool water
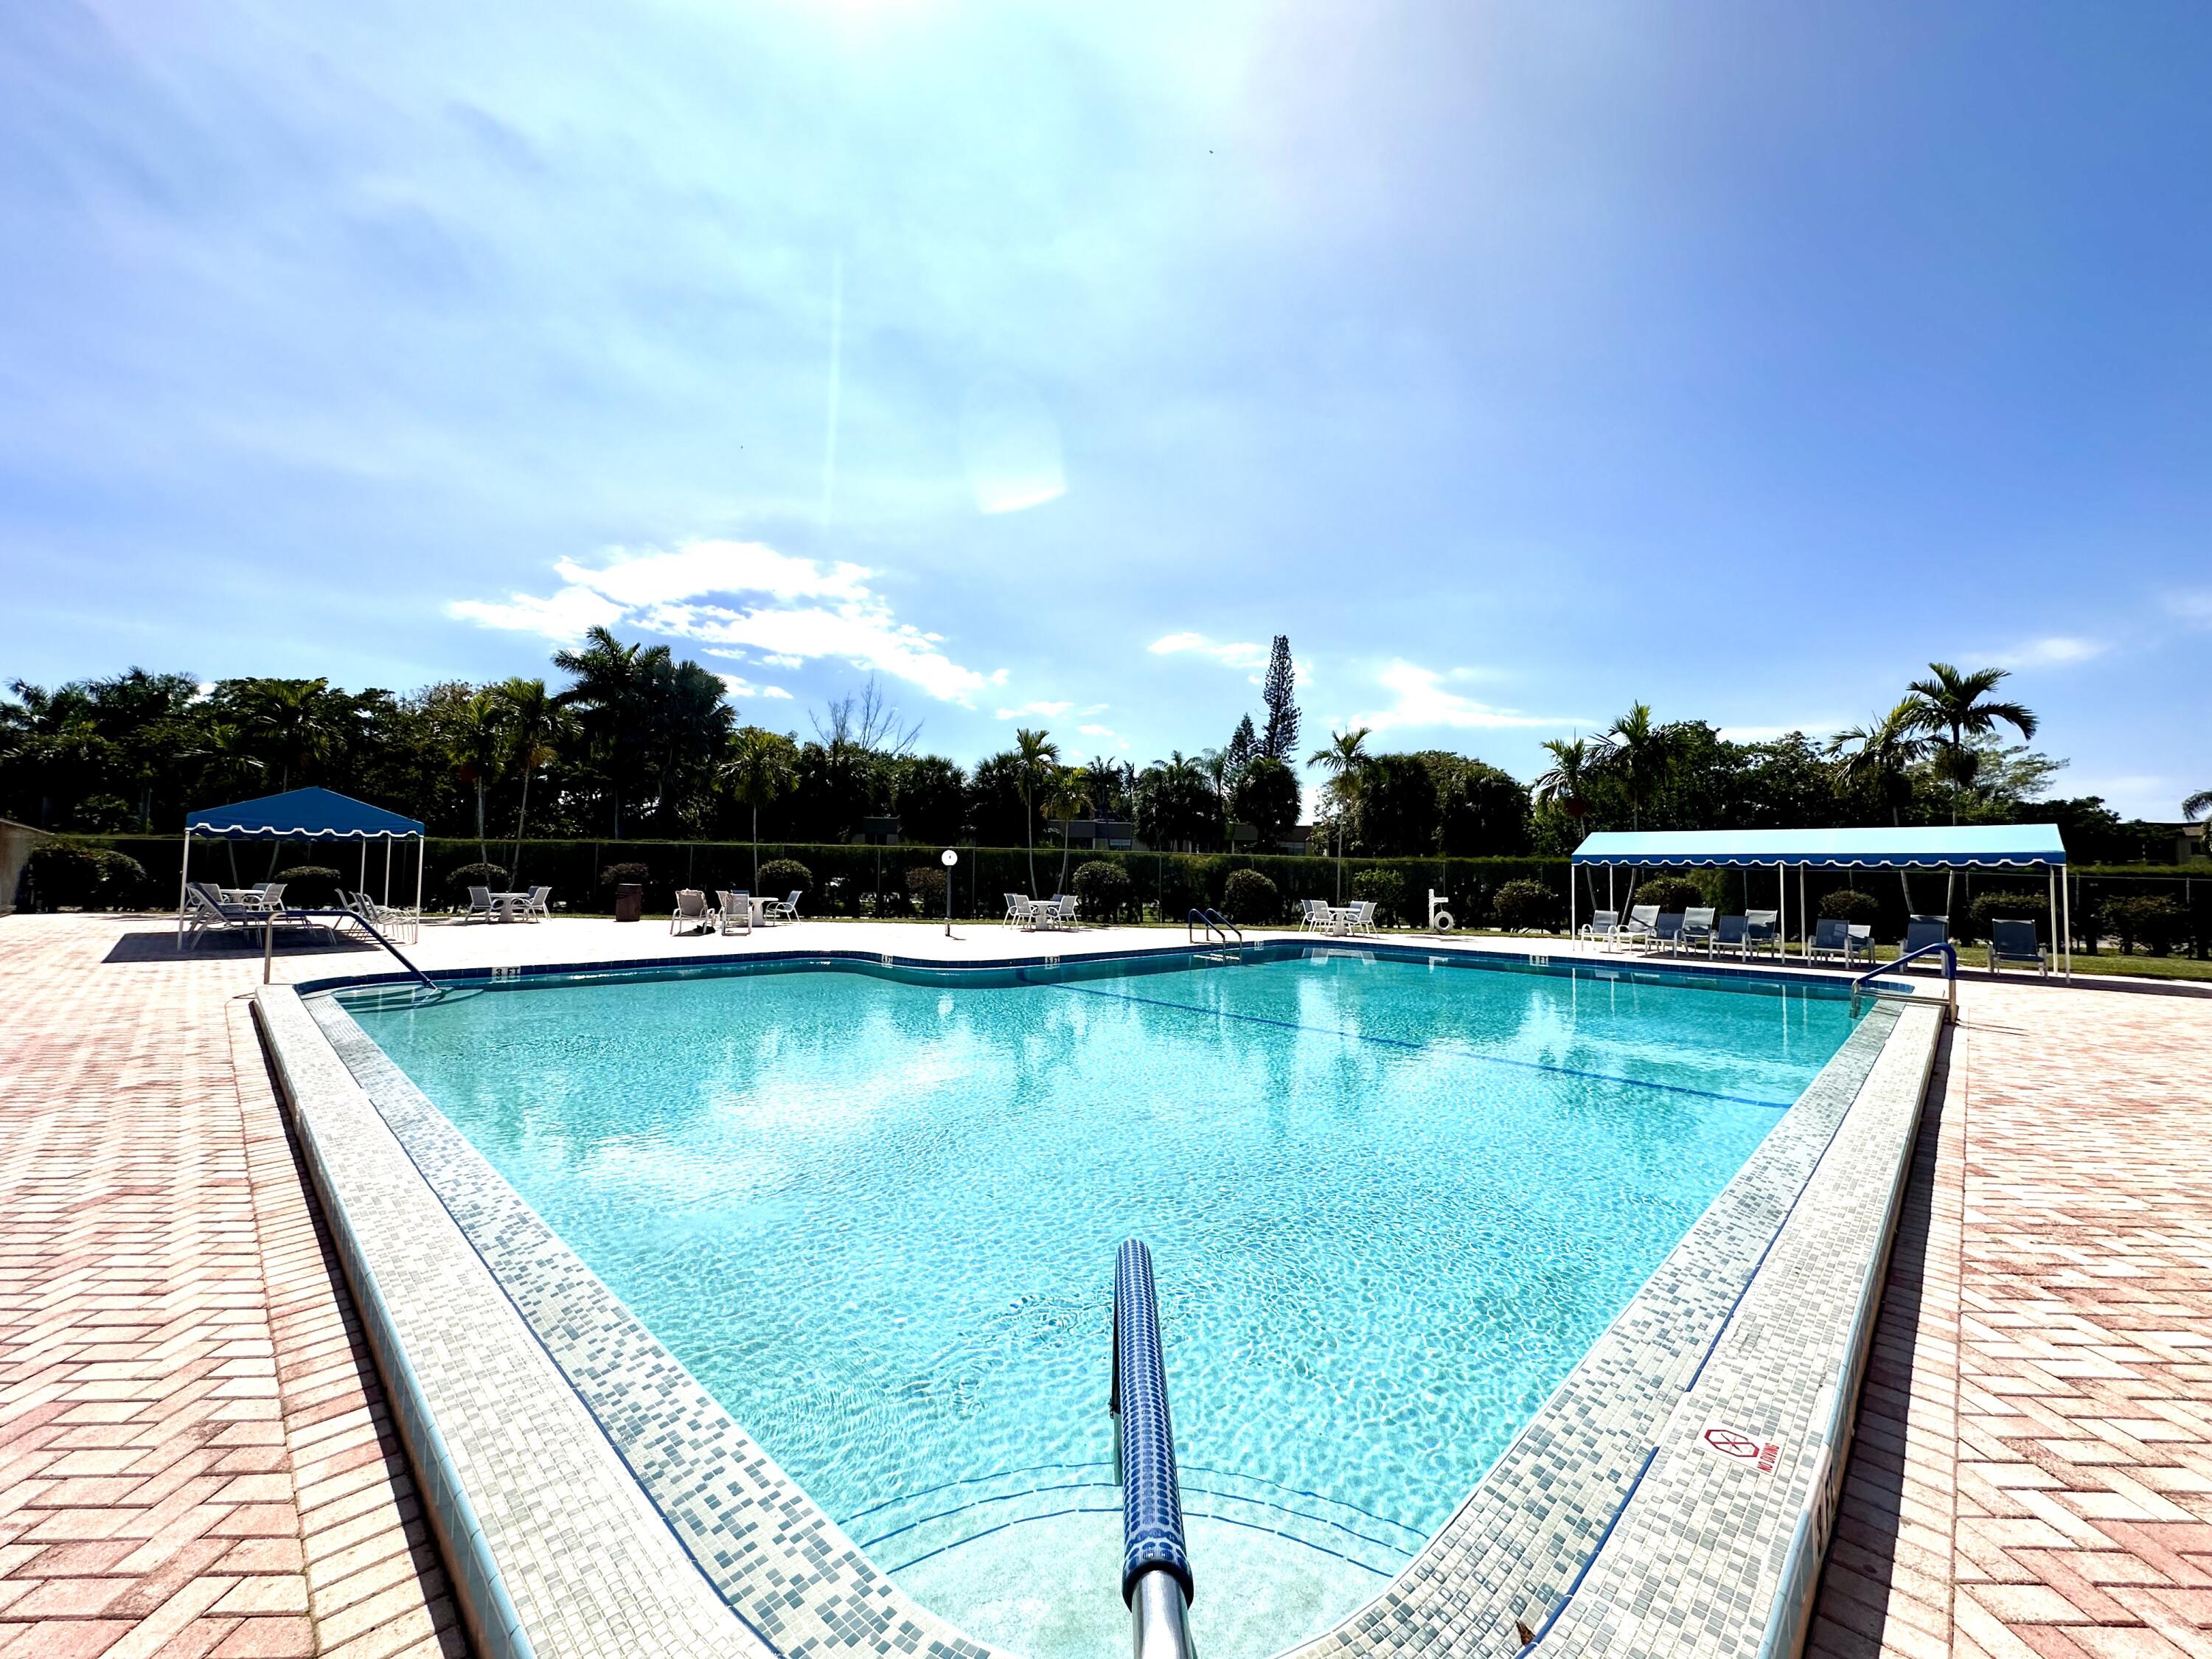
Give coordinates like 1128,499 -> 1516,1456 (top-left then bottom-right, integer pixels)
341,950 -> 1854,1659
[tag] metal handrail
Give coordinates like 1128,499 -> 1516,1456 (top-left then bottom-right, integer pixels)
1850,940 -> 1956,1021
1112,1241 -> 1195,1659
1186,908 -> 1242,949
264,907 -> 442,997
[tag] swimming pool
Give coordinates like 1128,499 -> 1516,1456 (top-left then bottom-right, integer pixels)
339,947 -> 1857,1659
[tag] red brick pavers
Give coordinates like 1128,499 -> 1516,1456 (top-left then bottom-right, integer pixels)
1810,978 -> 2212,1659
0,917 -> 462,1658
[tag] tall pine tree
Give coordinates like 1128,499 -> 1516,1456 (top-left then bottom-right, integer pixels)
1259,636 -> 1301,762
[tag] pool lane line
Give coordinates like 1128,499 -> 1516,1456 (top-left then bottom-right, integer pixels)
1050,981 -> 1797,1112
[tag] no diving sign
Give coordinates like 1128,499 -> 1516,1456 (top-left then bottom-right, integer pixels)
1699,1422 -> 1781,1475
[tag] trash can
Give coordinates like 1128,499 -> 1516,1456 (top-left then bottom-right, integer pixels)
613,882 -> 643,923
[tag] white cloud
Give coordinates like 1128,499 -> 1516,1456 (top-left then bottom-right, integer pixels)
1149,631 -> 1267,670
449,539 -> 998,705
1079,723 -> 1116,737
1984,635 -> 2107,669
715,673 -> 795,703
994,700 -> 1074,720
2169,591 -> 2212,626
1349,661 -> 1572,733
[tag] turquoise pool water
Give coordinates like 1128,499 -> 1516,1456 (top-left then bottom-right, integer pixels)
341,949 -> 1854,1659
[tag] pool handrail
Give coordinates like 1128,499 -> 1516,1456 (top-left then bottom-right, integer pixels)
268,907 -> 441,997
1186,908 -> 1242,949
1111,1239 -> 1195,1659
1850,940 -> 1956,1022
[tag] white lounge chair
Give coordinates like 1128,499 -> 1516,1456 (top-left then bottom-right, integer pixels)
1614,905 -> 1659,949
717,891 -> 753,934
184,883 -> 275,947
670,889 -> 716,935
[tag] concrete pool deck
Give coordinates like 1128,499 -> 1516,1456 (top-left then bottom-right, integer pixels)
1,912 -> 2207,1659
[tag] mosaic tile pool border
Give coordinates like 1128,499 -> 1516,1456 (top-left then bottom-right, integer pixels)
266,943 -> 1940,1659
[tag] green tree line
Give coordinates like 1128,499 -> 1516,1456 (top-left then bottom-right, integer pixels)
0,633 -> 2191,868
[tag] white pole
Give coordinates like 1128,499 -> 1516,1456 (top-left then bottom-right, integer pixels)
1798,865 -> 1806,960
383,838 -> 392,906
2060,866 -> 2072,980
1567,858 -> 1576,945
358,841 -> 367,898
176,830 -> 192,947
1777,861 -> 1787,960
414,835 -> 425,921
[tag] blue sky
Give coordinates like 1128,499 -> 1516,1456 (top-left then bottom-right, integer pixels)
4,1 -> 2208,816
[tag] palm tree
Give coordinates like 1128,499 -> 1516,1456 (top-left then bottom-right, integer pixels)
721,726 -> 799,886
497,678 -> 563,882
1013,727 -> 1060,895
448,690 -> 507,865
222,678 -> 349,793
1307,726 -> 1372,902
1829,701 -> 1928,911
1900,664 -> 2038,821
552,626 -> 667,838
1531,737 -> 1593,830
1595,701 -> 1668,830
1045,764 -> 1096,897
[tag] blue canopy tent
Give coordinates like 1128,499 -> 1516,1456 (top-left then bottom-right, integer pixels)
1568,824 -> 2070,975
178,787 -> 425,945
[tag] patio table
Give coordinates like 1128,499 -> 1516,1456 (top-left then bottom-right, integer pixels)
488,889 -> 532,922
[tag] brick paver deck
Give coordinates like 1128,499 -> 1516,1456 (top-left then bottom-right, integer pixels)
1809,978 -> 2212,1659
4,913 -> 2208,1658
0,917 -> 462,1659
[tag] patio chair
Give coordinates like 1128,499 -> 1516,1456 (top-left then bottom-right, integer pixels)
1743,909 -> 1780,958
670,888 -> 716,936
1848,923 -> 1874,962
1004,893 -> 1035,928
1648,912 -> 1685,953
1711,914 -> 1750,956
463,886 -> 496,923
717,891 -> 752,934
521,885 -> 551,920
1679,907 -> 1717,954
778,890 -> 802,922
1345,900 -> 1377,933
1806,917 -> 1853,964
184,883 -> 268,947
1987,918 -> 2048,975
1614,905 -> 1660,949
1579,909 -> 1621,948
1301,898 -> 1332,932
256,883 -> 287,909
1902,914 -> 1951,970
1051,893 -> 1079,928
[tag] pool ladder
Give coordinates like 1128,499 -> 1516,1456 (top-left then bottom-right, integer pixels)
1112,1241 -> 1197,1659
1186,908 -> 1243,956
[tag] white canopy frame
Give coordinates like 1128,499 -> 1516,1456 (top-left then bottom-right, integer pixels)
175,818 -> 425,948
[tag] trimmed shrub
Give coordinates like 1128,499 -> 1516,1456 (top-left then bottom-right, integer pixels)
274,865 -> 344,907
756,858 -> 813,900
1072,860 -> 1134,924
451,861 -> 512,904
1817,888 -> 1882,926
2107,895 -> 2185,956
1492,878 -> 1558,931
1966,891 -> 2048,944
905,866 -> 948,912
24,843 -> 149,911
1221,868 -> 1281,925
1349,867 -> 1408,926
1630,876 -> 1705,915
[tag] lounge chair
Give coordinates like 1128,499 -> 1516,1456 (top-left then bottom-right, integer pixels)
1902,914 -> 1951,970
463,886 -> 497,923
1807,917 -> 1854,964
1679,907 -> 1717,954
1614,905 -> 1660,949
1649,912 -> 1684,953
1579,909 -> 1621,948
1744,909 -> 1779,958
716,891 -> 752,934
1987,918 -> 2047,975
184,883 -> 279,947
670,889 -> 716,936
1711,915 -> 1749,956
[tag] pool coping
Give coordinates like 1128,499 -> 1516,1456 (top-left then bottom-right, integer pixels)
254,939 -> 1942,1659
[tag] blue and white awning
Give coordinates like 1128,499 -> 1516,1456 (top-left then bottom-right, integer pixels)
1569,824 -> 2066,869
184,787 -> 425,841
